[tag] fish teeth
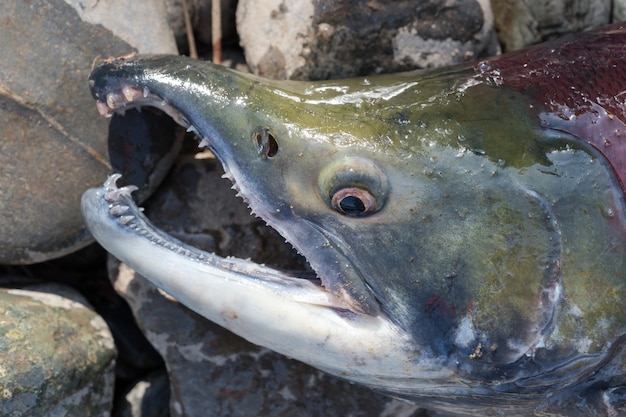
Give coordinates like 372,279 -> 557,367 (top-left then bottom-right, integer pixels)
198,137 -> 210,148
104,173 -> 123,190
118,215 -> 135,225
109,204 -> 130,216
104,187 -> 137,202
122,85 -> 142,102
96,101 -> 114,118
106,92 -> 125,109
103,174 -> 138,202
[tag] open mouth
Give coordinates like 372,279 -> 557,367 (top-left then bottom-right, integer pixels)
80,59 -> 423,385
85,55 -> 384,317
89,84 -> 356,313
102,170 -> 354,307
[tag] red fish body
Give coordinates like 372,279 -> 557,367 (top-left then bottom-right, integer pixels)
477,24 -> 626,190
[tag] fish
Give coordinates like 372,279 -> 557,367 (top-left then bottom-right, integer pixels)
82,24 -> 626,416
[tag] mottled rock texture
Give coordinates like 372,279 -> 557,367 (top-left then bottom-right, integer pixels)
114,370 -> 170,417
615,0 -> 626,21
0,284 -> 116,417
491,0 -> 612,51
64,0 -> 177,54
236,0 -> 498,80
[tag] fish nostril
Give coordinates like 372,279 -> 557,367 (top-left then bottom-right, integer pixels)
254,127 -> 279,158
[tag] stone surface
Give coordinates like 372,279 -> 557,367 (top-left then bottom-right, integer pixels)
0,283 -> 116,417
491,0 -> 612,51
64,0 -> 177,54
115,370 -> 170,417
614,0 -> 626,22
140,152 -> 308,267
0,245 -> 167,417
108,153 -> 428,417
236,0 -> 498,80
0,0 -> 179,264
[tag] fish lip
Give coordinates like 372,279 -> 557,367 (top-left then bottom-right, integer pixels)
89,62 -> 380,315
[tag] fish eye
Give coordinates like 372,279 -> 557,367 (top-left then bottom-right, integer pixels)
318,157 -> 388,218
331,187 -> 377,217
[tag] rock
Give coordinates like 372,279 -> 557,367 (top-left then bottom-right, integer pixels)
93,273 -> 165,380
64,0 -> 177,54
491,0 -> 612,51
106,109 -> 185,204
614,0 -> 626,22
0,0 -> 179,264
236,0 -> 498,80
0,283 -> 116,417
107,154 -> 428,417
1,245 -> 167,416
114,370 -> 170,417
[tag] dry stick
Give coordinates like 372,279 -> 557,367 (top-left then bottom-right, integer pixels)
212,0 -> 222,64
181,0 -> 198,59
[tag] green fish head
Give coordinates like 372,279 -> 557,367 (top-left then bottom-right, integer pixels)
84,30 -> 626,413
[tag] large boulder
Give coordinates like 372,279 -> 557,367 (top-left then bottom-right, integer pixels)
236,0 -> 498,80
491,0 -> 612,51
0,0 -> 179,264
0,284 -> 116,417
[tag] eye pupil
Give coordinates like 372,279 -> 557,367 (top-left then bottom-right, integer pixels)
339,195 -> 365,214
331,187 -> 378,217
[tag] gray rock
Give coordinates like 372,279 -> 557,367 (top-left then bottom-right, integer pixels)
140,154 -> 306,267
491,0 -> 612,51
108,154 -> 428,417
614,0 -> 626,22
236,0 -> 498,80
0,283 -> 116,417
115,370 -> 170,417
0,0 -> 179,264
64,0 -> 177,54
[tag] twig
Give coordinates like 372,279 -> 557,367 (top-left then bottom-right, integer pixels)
181,0 -> 198,58
212,0 -> 222,64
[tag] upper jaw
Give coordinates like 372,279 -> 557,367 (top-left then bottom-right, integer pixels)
88,56 -> 381,316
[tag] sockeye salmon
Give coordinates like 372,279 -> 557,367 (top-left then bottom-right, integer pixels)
82,23 -> 626,416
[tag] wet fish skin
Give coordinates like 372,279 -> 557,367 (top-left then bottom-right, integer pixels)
84,24 -> 626,415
